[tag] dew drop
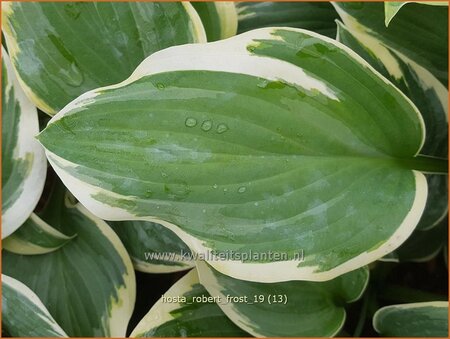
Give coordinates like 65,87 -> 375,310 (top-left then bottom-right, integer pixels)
223,188 -> 228,192
201,120 -> 213,131
212,184 -> 218,189
254,202 -> 259,206
216,123 -> 228,134
156,83 -> 165,90
238,186 -> 246,193
185,117 -> 197,127
161,172 -> 168,178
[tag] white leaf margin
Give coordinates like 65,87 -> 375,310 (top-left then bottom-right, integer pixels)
2,46 -> 47,239
3,213 -> 76,255
75,203 -> 137,337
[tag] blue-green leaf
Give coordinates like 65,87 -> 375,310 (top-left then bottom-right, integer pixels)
38,27 -> 444,282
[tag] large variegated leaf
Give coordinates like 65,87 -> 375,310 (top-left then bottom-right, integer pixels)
2,180 -> 136,337
336,21 -> 448,230
109,220 -> 194,273
191,2 -> 237,42
38,27 -> 447,282
3,213 -> 76,255
130,269 -> 250,337
373,302 -> 448,337
333,2 -> 448,85
1,2 -> 206,115
197,260 -> 368,337
2,274 -> 67,337
2,46 -> 46,239
236,2 -> 338,37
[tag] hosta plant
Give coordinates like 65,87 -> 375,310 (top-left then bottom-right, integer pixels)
1,1 -> 448,338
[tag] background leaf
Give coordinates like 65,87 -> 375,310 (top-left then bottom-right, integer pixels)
2,274 -> 68,337
197,260 -> 369,337
3,213 -> 76,255
384,2 -> 448,27
191,2 -> 237,41
3,179 -> 136,337
333,2 -> 448,85
1,2 -> 206,114
373,301 -> 448,337
130,269 -> 250,337
2,46 -> 47,239
109,220 -> 194,273
236,2 -> 338,37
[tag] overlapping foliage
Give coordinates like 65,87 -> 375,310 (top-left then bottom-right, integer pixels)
1,1 -> 448,337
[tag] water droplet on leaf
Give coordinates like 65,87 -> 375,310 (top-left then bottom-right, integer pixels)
238,186 -> 246,193
185,117 -> 197,127
216,123 -> 228,134
201,120 -> 213,131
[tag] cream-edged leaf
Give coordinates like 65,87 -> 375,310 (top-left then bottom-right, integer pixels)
333,2 -> 448,85
38,27 -> 446,283
197,260 -> 369,337
1,2 -> 206,114
336,20 -> 448,231
2,47 -> 47,239
191,2 -> 237,41
130,269 -> 250,337
373,301 -> 448,337
2,274 -> 68,337
381,218 -> 447,263
3,180 -> 136,337
384,2 -> 448,27
3,213 -> 76,255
